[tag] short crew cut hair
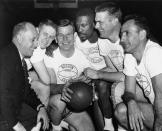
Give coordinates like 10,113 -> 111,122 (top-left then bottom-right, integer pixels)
123,14 -> 150,39
38,19 -> 57,30
76,8 -> 95,23
57,19 -> 75,33
95,2 -> 122,23
12,22 -> 31,37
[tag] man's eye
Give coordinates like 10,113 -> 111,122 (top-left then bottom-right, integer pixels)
82,24 -> 87,27
99,21 -> 102,24
58,35 -> 63,39
32,39 -> 36,42
43,32 -> 48,36
122,31 -> 128,36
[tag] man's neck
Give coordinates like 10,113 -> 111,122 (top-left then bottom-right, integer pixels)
59,47 -> 75,58
133,40 -> 147,64
107,24 -> 120,43
108,34 -> 119,43
87,31 -> 98,43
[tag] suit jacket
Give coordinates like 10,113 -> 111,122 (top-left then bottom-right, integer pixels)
0,43 -> 41,129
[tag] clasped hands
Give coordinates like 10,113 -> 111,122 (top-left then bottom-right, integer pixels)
61,67 -> 98,103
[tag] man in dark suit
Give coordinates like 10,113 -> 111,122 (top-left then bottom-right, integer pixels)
0,22 -> 49,131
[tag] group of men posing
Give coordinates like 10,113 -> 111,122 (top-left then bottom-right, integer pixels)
1,1 -> 162,131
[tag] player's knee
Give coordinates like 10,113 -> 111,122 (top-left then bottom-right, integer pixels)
115,103 -> 127,123
74,113 -> 94,131
97,81 -> 109,94
79,119 -> 94,131
49,95 -> 56,105
49,95 -> 65,111
138,103 -> 154,129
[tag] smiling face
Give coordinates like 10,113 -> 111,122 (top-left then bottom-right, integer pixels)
57,25 -> 74,51
18,23 -> 38,58
95,11 -> 115,38
38,25 -> 56,49
76,16 -> 94,42
120,20 -> 141,54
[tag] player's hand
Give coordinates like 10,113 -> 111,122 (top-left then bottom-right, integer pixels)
84,68 -> 99,79
73,73 -> 92,84
13,122 -> 26,131
37,107 -> 49,130
61,82 -> 73,103
128,100 -> 145,131
31,121 -> 41,131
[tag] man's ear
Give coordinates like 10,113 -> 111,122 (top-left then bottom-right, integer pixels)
93,22 -> 95,27
139,30 -> 146,40
36,27 -> 39,33
17,32 -> 23,43
113,17 -> 118,25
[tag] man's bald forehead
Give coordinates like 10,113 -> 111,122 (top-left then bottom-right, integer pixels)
25,23 -> 36,32
13,22 -> 36,37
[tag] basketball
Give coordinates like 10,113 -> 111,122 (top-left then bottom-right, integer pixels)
67,82 -> 93,112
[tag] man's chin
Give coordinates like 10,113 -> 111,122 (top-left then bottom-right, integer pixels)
25,55 -> 32,58
124,48 -> 131,54
79,36 -> 87,42
80,39 -> 87,42
40,46 -> 46,49
29,50 -> 35,56
99,33 -> 106,39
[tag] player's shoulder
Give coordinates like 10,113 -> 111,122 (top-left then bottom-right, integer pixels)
145,40 -> 162,54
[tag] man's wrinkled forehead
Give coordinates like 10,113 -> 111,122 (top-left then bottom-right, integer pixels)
95,11 -> 112,20
26,23 -> 36,32
40,25 -> 56,33
122,20 -> 138,32
57,25 -> 74,34
25,23 -> 38,37
77,15 -> 93,24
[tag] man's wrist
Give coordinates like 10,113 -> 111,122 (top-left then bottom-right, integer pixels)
98,71 -> 105,79
50,84 -> 64,95
122,91 -> 136,104
97,71 -> 101,79
128,99 -> 136,105
60,84 -> 65,93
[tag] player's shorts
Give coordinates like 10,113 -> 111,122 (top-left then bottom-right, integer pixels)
111,81 -> 125,108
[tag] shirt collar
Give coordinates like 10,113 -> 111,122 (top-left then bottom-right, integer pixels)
18,51 -> 23,61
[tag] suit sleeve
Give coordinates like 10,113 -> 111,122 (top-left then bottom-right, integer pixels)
0,60 -> 18,128
23,82 -> 42,111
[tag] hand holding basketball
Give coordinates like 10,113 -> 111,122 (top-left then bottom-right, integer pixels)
66,82 -> 93,112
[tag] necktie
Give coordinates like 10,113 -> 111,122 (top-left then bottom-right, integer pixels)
22,58 -> 29,86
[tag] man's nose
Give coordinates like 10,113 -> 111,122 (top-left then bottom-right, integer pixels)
78,26 -> 83,32
120,36 -> 127,46
34,40 -> 38,48
120,33 -> 126,42
95,23 -> 99,29
62,35 -> 69,42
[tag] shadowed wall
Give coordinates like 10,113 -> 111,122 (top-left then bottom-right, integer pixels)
0,0 -> 162,49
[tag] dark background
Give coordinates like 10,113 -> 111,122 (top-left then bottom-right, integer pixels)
0,0 -> 162,49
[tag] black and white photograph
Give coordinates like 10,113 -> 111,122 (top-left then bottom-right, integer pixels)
0,0 -> 162,131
